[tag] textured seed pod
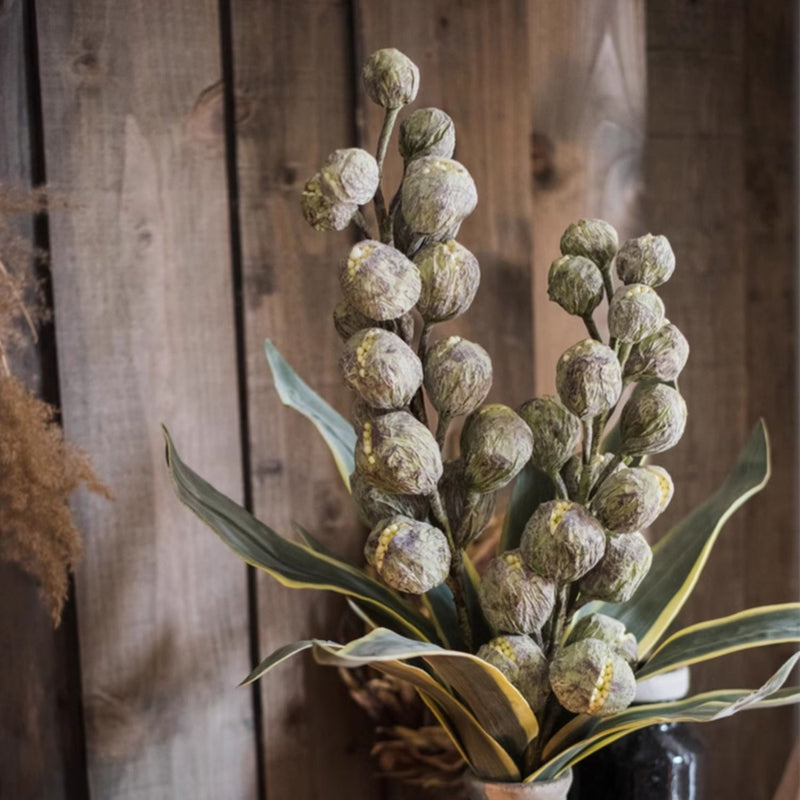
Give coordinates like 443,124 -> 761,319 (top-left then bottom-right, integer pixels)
615,234 -> 675,287
620,383 -> 687,456
319,148 -> 380,206
518,396 -> 582,474
567,613 -> 638,665
438,460 -> 496,546
356,411 -> 443,496
550,638 -> 636,716
563,453 -> 622,500
401,157 -> 478,236
350,398 -> 392,432
579,532 -> 653,603
478,635 -> 550,712
624,321 -> 690,383
479,550 -> 556,635
350,471 -> 428,527
548,255 -> 605,317
592,466 -> 665,534
424,336 -> 492,420
301,173 -> 356,232
399,107 -> 456,162
560,218 -> 619,270
362,48 -> 420,109
340,240 -> 421,321
341,329 -> 423,409
608,284 -> 665,343
333,302 -> 415,343
556,340 -> 622,420
460,404 -> 533,493
364,516 -> 450,594
414,240 -> 480,323
645,465 -> 675,514
521,500 -> 606,582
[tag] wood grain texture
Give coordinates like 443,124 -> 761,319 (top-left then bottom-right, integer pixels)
34,1 -> 257,797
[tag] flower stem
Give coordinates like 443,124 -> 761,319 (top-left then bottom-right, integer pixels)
582,314 -> 602,342
601,266 -> 615,303
373,107 -> 401,244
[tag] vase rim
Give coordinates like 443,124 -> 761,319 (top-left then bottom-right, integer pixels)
463,768 -> 573,800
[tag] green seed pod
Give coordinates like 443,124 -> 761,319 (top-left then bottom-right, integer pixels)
562,453 -> 622,500
624,321 -> 690,383
340,328 -> 423,409
550,638 -> 636,716
350,472 -> 428,527
591,466 -> 665,534
414,240 -> 480,323
401,157 -> 478,236
301,173 -> 356,232
547,255 -> 605,317
333,301 -> 415,343
478,635 -> 549,712
356,411 -> 443,496
615,234 -> 675,287
608,284 -> 665,343
399,107 -> 456,163
364,515 -> 450,594
645,465 -> 675,514
518,396 -> 581,474
319,148 -> 380,206
556,339 -> 622,420
521,500 -> 606,581
567,613 -> 638,665
424,336 -> 492,420
560,218 -> 619,270
579,532 -> 653,603
340,240 -> 422,321
362,48 -> 420,109
438,460 -> 496,546
479,550 -> 556,635
350,398 -> 391,431
620,383 -> 687,456
460,404 -> 533,493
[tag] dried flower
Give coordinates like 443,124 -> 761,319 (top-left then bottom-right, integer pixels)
560,218 -> 619,270
591,466 -> 668,534
563,452 -> 622,500
438,460 -> 495,546
301,173 -> 356,231
579,532 -> 653,603
399,107 -> 456,163
556,339 -> 622,420
645,465 -> 675,514
608,284 -> 665,343
414,240 -> 480,323
362,48 -> 420,109
620,383 -> 687,456
567,613 -> 638,665
624,321 -> 689,383
547,255 -> 605,317
518,396 -> 581,475
320,148 -> 380,206
350,472 -> 428,527
424,336 -> 492,420
615,234 -> 675,287
478,635 -> 549,712
333,301 -> 414,344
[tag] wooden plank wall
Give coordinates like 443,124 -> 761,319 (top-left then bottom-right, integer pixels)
0,1 -> 796,798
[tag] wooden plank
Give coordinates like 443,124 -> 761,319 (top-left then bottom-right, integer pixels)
34,1 -> 257,798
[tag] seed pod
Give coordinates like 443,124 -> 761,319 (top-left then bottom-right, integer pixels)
478,635 -> 549,712
624,321 -> 689,383
550,638 -> 636,716
401,157 -> 478,236
334,301 -> 415,344
341,329 -> 423,410
350,471 -> 428,527
563,452 -> 622,500
567,613 -> 638,665
460,404 -> 533,493
548,255 -> 605,317
608,284 -> 665,344
414,240 -> 480,323
364,516 -> 450,594
479,550 -> 556,635
560,218 -> 619,270
399,107 -> 456,163
556,339 -> 622,420
518,396 -> 581,475
424,336 -> 492,420
438,460 -> 496,546
645,465 -> 675,514
301,173 -> 356,232
362,48 -> 420,109
620,383 -> 687,456
350,398 -> 392,432
319,148 -> 380,206
579,532 -> 653,603
340,240 -> 422,321
592,466 -> 665,534
356,411 -> 443,496
615,234 -> 675,287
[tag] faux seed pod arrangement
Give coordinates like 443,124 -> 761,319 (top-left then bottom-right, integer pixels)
165,48 -> 800,786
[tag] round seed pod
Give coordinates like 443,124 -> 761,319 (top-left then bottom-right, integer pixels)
333,302 -> 415,343
350,398 -> 392,432
350,472 -> 428,527
319,148 -> 379,206
620,383 -> 687,456
399,107 -> 456,163
624,321 -> 689,383
556,339 -> 622,420
460,404 -> 533,493
560,218 -> 619,270
645,465 -> 675,514
424,336 -> 493,420
521,500 -> 606,582
438,460 -> 496,546
340,240 -> 421,321
608,284 -> 665,344
567,613 -> 638,665
518,396 -> 582,474
414,240 -> 480,323
550,638 -> 636,716
579,532 -> 653,603
364,516 -> 450,594
562,452 -> 622,500
478,635 -> 549,712
341,328 -> 423,409
356,411 -> 443,496
615,234 -> 675,287
591,466 -> 665,534
362,48 -> 420,109
401,157 -> 478,236
479,550 -> 556,635
548,255 -> 605,317
301,172 -> 356,232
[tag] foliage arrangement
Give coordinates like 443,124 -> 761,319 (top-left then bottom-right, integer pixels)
165,49 -> 800,785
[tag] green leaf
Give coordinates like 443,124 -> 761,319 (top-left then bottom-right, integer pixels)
422,583 -> 464,650
265,340 -> 355,490
240,640 -> 318,686
500,464 -> 555,552
164,427 -> 437,643
463,553 -> 495,649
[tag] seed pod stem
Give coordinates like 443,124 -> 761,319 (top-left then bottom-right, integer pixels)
582,314 -> 602,342
551,470 -> 569,500
435,412 -> 452,449
602,268 -> 615,303
374,107 -> 401,242
590,452 -> 624,501
409,322 -> 434,426
351,209 -> 372,239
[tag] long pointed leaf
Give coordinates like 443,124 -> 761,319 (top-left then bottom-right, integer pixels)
422,583 -> 463,650
240,640 -> 317,686
500,464 -> 554,552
